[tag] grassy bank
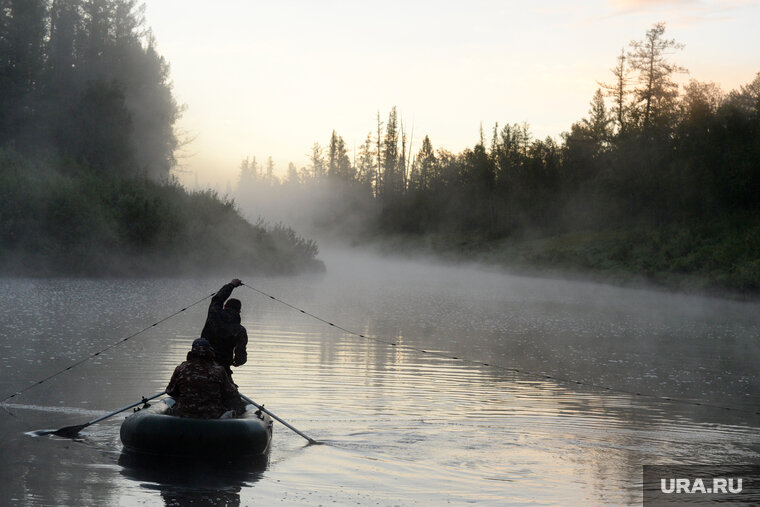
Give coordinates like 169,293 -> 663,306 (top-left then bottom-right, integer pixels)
478,221 -> 759,295
371,217 -> 760,298
0,149 -> 324,277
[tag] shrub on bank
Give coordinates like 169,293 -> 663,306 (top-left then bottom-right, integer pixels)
0,149 -> 323,277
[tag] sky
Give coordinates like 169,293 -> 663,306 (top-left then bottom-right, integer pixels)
142,0 -> 760,190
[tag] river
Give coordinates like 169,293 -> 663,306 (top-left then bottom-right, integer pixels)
1,250 -> 759,505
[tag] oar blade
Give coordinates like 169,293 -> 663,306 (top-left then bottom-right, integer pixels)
239,393 -> 320,444
50,423 -> 88,438
35,391 -> 166,439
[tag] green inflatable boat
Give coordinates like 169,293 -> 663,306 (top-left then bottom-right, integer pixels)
120,398 -> 273,457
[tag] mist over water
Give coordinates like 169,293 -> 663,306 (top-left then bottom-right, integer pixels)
0,251 -> 758,505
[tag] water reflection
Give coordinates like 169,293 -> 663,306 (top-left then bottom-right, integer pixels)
118,451 -> 268,507
1,271 -> 759,505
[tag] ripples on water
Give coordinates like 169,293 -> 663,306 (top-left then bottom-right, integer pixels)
1,256 -> 759,505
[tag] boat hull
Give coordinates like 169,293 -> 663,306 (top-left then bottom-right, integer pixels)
120,399 -> 273,457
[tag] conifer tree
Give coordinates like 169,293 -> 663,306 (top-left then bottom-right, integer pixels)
628,22 -> 687,132
600,48 -> 630,134
356,133 -> 376,190
309,143 -> 325,181
382,107 -> 399,198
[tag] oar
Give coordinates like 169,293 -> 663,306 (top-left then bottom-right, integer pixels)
40,391 -> 166,438
239,393 -> 320,445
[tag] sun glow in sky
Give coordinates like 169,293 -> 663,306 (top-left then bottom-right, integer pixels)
143,0 -> 760,190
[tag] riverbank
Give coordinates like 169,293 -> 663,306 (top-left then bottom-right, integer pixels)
368,216 -> 760,299
0,150 -> 324,277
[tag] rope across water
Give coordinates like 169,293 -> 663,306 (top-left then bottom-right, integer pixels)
0,292 -> 216,404
3,282 -> 756,419
241,283 -> 760,418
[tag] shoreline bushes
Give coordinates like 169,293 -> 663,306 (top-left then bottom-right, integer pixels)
0,150 -> 323,277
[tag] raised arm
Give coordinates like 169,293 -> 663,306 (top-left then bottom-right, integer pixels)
208,279 -> 242,314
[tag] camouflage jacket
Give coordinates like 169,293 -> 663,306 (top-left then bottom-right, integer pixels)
166,348 -> 241,419
200,283 -> 248,368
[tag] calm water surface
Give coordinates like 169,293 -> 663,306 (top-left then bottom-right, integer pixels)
1,252 -> 759,505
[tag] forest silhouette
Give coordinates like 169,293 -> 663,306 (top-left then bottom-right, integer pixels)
234,23 -> 760,293
0,0 -> 322,276
1,6 -> 757,289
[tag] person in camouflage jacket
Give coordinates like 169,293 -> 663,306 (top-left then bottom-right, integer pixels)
166,338 -> 242,419
201,278 -> 248,379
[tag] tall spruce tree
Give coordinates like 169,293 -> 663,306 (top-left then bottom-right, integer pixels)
327,131 -> 353,181
382,107 -> 399,198
600,48 -> 630,135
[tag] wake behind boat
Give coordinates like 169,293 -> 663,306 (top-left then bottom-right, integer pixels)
120,398 -> 273,457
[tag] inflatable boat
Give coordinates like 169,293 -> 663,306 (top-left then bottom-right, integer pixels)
120,398 -> 273,457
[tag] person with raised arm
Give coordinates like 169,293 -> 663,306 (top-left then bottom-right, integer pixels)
201,278 -> 248,381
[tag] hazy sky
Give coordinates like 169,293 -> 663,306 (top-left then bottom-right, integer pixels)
143,0 -> 759,189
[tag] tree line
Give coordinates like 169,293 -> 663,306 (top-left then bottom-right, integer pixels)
0,1 -> 323,276
0,149 -> 323,275
1,0 -> 179,178
236,23 -> 759,240
232,23 -> 758,290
